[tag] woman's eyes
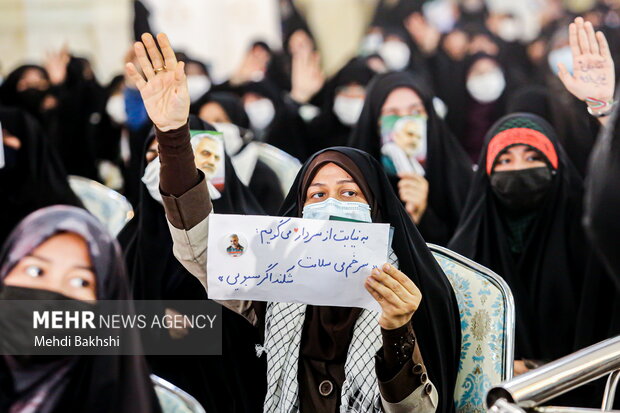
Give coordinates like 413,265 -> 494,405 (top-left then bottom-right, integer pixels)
311,192 -> 325,199
68,277 -> 91,289
497,158 -> 511,165
342,190 -> 357,197
25,265 -> 44,278
526,154 -> 542,162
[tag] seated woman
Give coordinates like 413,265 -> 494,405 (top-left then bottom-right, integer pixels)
349,72 -> 473,246
0,205 -> 161,412
126,33 -> 461,412
448,112 -> 595,376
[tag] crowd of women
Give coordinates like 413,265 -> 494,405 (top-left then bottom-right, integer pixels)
1,0 -> 620,412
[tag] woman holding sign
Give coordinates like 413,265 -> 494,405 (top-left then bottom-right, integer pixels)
126,32 -> 460,413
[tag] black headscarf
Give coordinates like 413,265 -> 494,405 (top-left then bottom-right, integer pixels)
506,85 -> 598,178
117,116 -> 267,411
0,106 -> 82,245
0,205 -> 161,413
448,113 -> 589,362
0,65 -> 50,120
279,147 -> 460,413
191,91 -> 250,129
306,58 -> 376,154
242,80 -> 309,161
348,71 -> 473,245
445,53 -> 510,163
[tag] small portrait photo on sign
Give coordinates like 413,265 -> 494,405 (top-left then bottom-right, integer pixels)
224,233 -> 247,257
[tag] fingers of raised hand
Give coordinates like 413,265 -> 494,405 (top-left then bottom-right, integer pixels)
141,33 -> 165,72
576,17 -> 591,54
596,31 -> 611,58
156,33 -> 178,69
569,22 -> 581,59
125,62 -> 146,89
174,61 -> 186,83
133,41 -> 155,80
585,21 -> 600,55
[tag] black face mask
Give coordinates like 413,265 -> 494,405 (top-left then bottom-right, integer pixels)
490,166 -> 553,212
0,286 -> 94,364
16,88 -> 47,115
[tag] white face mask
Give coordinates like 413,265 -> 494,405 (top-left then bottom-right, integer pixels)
333,95 -> 365,126
187,75 -> 211,102
106,94 -> 127,125
141,157 -> 163,204
302,197 -> 372,223
360,33 -> 383,56
466,68 -> 506,103
548,46 -> 573,75
497,19 -> 521,42
379,40 -> 411,71
213,122 -> 244,155
245,98 -> 275,131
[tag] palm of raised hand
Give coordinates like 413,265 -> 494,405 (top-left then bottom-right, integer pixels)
125,33 -> 190,131
569,50 -> 614,101
558,17 -> 615,104
139,69 -> 189,131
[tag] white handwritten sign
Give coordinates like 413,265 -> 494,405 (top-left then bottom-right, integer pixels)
206,214 -> 390,312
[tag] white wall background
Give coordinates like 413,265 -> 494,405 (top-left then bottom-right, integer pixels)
0,0 -> 132,84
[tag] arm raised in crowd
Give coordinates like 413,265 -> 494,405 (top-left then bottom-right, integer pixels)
125,33 -> 260,325
558,17 -> 616,125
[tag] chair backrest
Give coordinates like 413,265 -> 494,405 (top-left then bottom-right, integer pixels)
151,374 -> 206,413
256,143 -> 302,195
428,244 -> 515,413
68,175 -> 133,237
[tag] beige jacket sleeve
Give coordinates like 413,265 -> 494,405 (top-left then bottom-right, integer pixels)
161,175 -> 260,326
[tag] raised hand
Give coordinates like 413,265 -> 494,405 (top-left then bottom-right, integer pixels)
404,13 -> 440,55
290,49 -> 325,104
365,263 -> 422,330
44,45 -> 70,85
558,17 -> 615,112
125,33 -> 189,132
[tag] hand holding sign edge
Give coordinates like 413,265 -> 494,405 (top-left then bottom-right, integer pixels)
365,263 -> 422,330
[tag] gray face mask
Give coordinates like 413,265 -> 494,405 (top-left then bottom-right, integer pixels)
302,197 -> 372,223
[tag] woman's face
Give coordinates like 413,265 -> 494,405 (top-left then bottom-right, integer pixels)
468,57 -> 500,78
493,144 -> 547,172
304,163 -> 368,207
16,68 -> 49,92
380,87 -> 426,119
4,233 -> 97,301
199,102 -> 231,125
